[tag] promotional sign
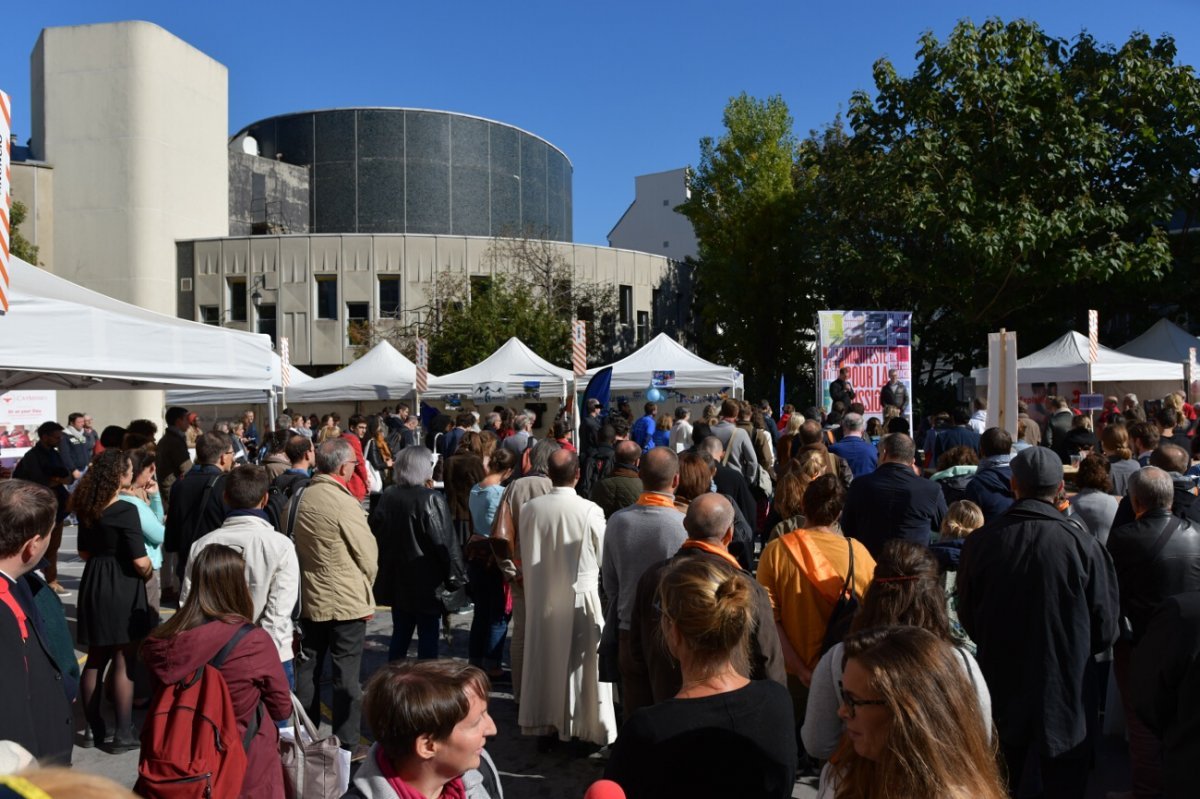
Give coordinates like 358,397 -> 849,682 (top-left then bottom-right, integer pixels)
651,370 -> 676,389
817,311 -> 912,422
986,330 -> 1019,440
0,390 -> 56,462
471,382 -> 506,403
1078,393 -> 1105,412
414,338 -> 429,394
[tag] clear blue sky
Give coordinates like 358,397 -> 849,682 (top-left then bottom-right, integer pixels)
3,1 -> 1196,245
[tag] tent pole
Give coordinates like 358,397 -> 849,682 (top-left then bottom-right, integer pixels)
266,389 -> 277,432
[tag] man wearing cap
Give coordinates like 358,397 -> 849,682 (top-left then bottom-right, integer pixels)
580,398 -> 603,459
12,422 -> 73,594
958,446 -> 1119,799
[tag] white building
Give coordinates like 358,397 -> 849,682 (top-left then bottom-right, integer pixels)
607,168 -> 698,262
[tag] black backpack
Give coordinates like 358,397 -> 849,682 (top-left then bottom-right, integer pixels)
579,446 -> 615,496
820,539 -> 859,655
266,472 -> 311,534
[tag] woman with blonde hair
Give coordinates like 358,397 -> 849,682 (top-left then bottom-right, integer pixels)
777,412 -> 806,472
763,450 -> 830,543
816,626 -> 1005,799
605,558 -> 796,798
1101,422 -> 1139,497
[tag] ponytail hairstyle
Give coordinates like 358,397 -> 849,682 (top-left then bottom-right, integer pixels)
656,557 -> 754,678
940,500 -> 984,540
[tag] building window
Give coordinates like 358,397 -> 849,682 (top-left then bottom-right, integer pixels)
637,311 -> 649,347
316,276 -> 338,320
651,288 -> 661,329
662,199 -> 669,206
379,276 -> 401,317
227,277 -> 247,322
619,284 -> 633,325
663,241 -> 669,248
347,302 -> 370,345
199,305 -> 219,325
256,304 -> 277,346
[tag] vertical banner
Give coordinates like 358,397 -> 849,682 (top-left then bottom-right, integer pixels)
414,337 -> 429,394
1189,346 -> 1198,405
1087,310 -> 1099,364
279,336 -> 291,388
571,320 -> 587,377
986,330 -> 1019,440
0,89 -> 11,315
816,310 -> 912,425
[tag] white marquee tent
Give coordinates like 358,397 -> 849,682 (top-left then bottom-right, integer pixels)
425,337 -> 572,400
1116,318 -> 1200,363
971,331 -> 1183,388
0,256 -> 276,392
580,333 -> 744,393
166,357 -> 313,407
286,341 -> 419,404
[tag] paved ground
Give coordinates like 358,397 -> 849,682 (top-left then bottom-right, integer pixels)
56,523 -> 1129,798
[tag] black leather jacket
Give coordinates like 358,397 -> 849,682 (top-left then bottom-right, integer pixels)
369,485 -> 466,615
1108,507 -> 1200,643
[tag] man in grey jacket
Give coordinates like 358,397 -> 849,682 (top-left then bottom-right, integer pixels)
708,398 -> 758,480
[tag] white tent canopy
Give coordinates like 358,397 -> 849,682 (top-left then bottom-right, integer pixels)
1116,318 -> 1200,363
972,332 -> 1184,385
286,341 -> 419,404
0,256 -> 276,391
580,333 -> 743,392
426,337 -> 572,400
166,357 -> 313,407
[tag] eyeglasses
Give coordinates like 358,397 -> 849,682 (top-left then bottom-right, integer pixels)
838,680 -> 887,718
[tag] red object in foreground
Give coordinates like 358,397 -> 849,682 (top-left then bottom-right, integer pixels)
584,780 -> 626,799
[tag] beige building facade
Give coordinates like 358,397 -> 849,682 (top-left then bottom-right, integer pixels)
177,233 -> 689,371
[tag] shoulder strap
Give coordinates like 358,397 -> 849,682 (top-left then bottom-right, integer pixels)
722,428 -> 742,465
285,485 -> 308,539
211,622 -> 256,669
1142,515 -> 1185,566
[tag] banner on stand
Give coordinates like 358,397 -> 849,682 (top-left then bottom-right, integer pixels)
0,390 -> 56,461
817,310 -> 913,423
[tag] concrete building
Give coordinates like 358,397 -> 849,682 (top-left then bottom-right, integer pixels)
24,21 -> 230,424
8,158 -> 53,269
608,168 -> 699,261
176,233 -> 689,371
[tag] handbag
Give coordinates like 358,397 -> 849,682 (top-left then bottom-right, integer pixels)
280,693 -> 348,799
437,582 -> 470,614
363,442 -> 384,495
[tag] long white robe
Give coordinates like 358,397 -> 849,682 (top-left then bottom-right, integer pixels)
517,486 -> 617,744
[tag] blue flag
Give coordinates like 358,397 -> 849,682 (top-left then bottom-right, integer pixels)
779,374 -> 786,413
584,366 -> 613,416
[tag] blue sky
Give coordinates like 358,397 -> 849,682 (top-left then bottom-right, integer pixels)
3,1 -> 1196,246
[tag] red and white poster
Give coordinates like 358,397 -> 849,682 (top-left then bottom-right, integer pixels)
0,390 -> 57,464
817,310 -> 913,423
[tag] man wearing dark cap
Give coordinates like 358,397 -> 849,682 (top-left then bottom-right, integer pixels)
958,446 -> 1119,799
12,422 -> 72,594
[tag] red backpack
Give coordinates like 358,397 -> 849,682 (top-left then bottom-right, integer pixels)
135,624 -> 262,799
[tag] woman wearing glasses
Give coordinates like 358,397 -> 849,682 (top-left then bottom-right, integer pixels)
816,625 -> 1006,799
802,539 -> 991,761
604,557 -> 796,798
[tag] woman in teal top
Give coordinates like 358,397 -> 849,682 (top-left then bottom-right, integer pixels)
466,448 -> 516,676
117,447 -> 165,614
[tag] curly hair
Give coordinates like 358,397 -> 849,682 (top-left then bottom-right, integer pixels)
68,449 -> 131,528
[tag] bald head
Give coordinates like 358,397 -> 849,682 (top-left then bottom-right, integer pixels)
1150,443 -> 1189,475
683,493 -> 735,542
547,449 -> 579,487
1129,466 -> 1174,515
699,435 -> 724,460
640,447 -> 679,493
615,440 -> 642,467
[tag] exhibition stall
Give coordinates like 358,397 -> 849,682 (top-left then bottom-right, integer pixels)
285,341 -> 419,404
579,333 -> 743,395
1116,318 -> 1200,363
425,337 -> 572,402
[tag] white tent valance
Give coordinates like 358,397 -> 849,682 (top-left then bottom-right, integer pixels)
971,331 -> 1184,385
425,338 -> 572,400
1116,318 -> 1199,363
579,333 -> 743,392
0,257 -> 276,391
166,357 -> 313,407
286,341 -> 419,404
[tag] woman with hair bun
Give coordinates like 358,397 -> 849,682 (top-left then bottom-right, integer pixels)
802,539 -> 990,762
604,558 -> 796,798
815,626 -> 1006,799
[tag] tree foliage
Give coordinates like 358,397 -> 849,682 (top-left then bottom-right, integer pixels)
10,201 -> 40,265
356,234 -> 617,374
686,20 -> 1200,402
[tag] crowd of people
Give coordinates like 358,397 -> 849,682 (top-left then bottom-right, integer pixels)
0,384 -> 1198,798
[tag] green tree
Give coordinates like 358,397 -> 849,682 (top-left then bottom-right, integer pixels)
811,18 -> 1200,385
10,201 -> 40,265
678,93 -> 819,399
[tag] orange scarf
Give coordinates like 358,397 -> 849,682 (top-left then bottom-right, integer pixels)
636,492 -> 680,511
777,529 -> 847,604
680,539 -> 741,570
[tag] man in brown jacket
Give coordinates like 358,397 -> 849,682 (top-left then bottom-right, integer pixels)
589,440 -> 643,519
292,437 -> 379,759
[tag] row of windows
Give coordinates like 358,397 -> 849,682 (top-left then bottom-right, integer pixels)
202,277 -> 648,343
